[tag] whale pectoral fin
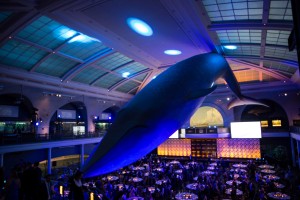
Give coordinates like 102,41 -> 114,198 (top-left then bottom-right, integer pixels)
228,96 -> 269,109
186,85 -> 217,100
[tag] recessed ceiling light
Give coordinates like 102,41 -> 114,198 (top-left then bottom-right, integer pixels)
122,72 -> 130,78
224,45 -> 237,50
127,18 -> 153,36
164,50 -> 182,55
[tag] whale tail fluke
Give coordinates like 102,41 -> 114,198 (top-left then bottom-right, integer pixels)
228,96 -> 269,109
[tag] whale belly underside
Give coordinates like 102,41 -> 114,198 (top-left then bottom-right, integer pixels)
83,98 -> 205,177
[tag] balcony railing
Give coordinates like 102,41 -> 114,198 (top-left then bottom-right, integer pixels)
0,132 -> 105,146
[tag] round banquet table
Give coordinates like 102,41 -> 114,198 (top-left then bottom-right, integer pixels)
153,167 -> 164,172
127,197 -> 144,200
274,182 -> 285,189
133,166 -> 145,171
175,192 -> 198,200
207,166 -> 214,170
175,169 -> 183,174
226,180 -> 242,186
263,175 -> 280,181
186,183 -> 198,190
188,161 -> 198,165
209,162 -> 217,166
230,168 -> 247,173
202,170 -> 214,175
232,164 -> 247,168
170,160 -> 180,164
130,177 -> 143,182
156,179 -> 168,185
225,188 -> 243,195
259,164 -> 274,169
261,169 -> 276,174
102,175 -> 119,181
114,183 -> 128,190
267,192 -> 290,199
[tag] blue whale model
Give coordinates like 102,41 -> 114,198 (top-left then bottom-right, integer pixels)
82,53 -> 266,177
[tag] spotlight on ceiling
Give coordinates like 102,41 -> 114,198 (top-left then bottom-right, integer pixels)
122,72 -> 130,78
223,45 -> 237,50
127,17 -> 153,36
164,50 -> 182,55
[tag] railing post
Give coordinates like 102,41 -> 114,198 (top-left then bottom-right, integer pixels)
80,144 -> 84,168
48,147 -> 52,175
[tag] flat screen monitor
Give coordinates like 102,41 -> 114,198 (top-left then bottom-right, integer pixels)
57,109 -> 76,119
230,121 -> 261,138
0,105 -> 19,117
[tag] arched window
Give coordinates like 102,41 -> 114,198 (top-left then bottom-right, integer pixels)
190,106 -> 224,127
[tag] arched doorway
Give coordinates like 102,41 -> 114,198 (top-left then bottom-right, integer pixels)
0,93 -> 38,143
49,101 -> 87,138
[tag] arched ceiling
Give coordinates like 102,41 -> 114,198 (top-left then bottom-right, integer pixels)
0,0 -> 299,102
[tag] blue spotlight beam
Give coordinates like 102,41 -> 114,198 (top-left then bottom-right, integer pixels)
82,53 -> 267,177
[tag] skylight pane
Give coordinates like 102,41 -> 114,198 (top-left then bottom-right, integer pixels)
93,73 -> 123,89
60,40 -> 108,60
269,0 -> 292,21
72,67 -> 107,84
17,16 -> 78,49
115,81 -> 140,93
203,0 -> 264,22
93,52 -> 132,71
217,30 -> 261,44
0,39 -> 47,71
266,30 -> 290,46
114,62 -> 148,76
0,12 -> 11,23
35,54 -> 78,77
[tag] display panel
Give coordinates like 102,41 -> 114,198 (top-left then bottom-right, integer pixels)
57,109 -> 76,119
0,105 -> 19,117
169,130 -> 179,138
230,121 -> 261,138
272,120 -> 281,127
260,120 -> 268,127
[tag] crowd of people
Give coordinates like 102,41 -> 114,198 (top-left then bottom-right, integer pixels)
0,155 -> 299,200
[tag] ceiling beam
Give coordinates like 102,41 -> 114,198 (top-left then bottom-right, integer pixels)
260,0 -> 271,61
208,21 -> 293,31
230,59 -> 289,80
62,48 -> 115,82
107,69 -> 152,91
30,33 -> 81,72
90,60 -> 135,86
0,11 -> 40,47
13,36 -> 84,63
225,55 -> 298,68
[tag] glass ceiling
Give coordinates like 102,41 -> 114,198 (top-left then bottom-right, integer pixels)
0,15 -> 151,94
204,0 -> 297,83
0,0 -> 298,96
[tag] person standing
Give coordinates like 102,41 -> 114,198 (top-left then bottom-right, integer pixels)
69,170 -> 84,200
39,174 -> 54,200
5,168 -> 21,200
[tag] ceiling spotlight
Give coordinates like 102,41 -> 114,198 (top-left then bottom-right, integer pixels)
227,97 -> 230,101
164,50 -> 182,55
224,45 -> 237,50
284,93 -> 287,96
122,72 -> 130,78
127,17 -> 153,36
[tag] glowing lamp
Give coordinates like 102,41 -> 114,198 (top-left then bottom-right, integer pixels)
127,17 -> 153,36
164,49 -> 182,55
59,186 -> 63,195
224,45 -> 237,50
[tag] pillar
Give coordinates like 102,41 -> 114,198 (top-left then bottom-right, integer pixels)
0,154 -> 3,167
80,144 -> 84,168
47,148 -> 52,175
290,137 -> 296,167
